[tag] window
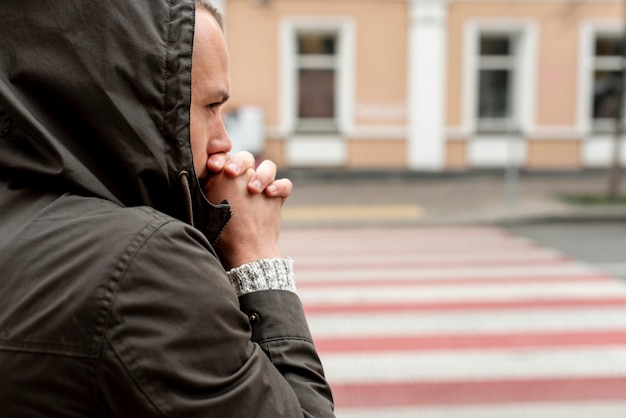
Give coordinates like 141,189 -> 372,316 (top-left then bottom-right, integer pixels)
296,32 -> 338,133
591,34 -> 625,132
476,33 -> 519,133
279,18 -> 355,143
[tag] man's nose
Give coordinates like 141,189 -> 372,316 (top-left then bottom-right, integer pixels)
208,120 -> 232,154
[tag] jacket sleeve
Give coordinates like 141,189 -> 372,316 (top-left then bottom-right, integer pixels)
98,218 -> 335,418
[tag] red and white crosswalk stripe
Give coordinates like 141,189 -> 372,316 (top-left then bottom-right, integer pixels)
279,226 -> 626,417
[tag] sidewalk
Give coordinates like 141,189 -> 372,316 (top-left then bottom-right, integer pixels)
280,170 -> 626,226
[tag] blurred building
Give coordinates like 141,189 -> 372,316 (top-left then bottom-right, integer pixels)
214,0 -> 626,172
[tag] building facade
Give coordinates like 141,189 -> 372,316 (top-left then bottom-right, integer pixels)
214,0 -> 626,171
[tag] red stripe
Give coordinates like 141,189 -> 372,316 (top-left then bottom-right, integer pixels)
281,237 -> 538,247
315,330 -> 626,353
331,376 -> 626,408
297,274 -> 611,288
303,298 -> 626,314
295,257 -> 572,271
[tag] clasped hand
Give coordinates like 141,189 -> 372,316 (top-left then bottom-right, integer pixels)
203,151 -> 292,270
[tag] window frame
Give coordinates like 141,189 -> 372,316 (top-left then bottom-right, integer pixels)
578,20 -> 624,138
462,20 -> 537,139
589,32 -> 626,133
578,20 -> 626,168
279,17 -> 355,138
475,32 -> 519,134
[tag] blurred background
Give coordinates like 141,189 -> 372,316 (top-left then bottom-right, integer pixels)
219,0 -> 626,174
215,0 -> 626,416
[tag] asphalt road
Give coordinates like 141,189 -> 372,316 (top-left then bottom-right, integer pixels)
506,221 -> 626,281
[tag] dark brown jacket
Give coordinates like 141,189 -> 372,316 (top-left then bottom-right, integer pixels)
0,1 -> 334,416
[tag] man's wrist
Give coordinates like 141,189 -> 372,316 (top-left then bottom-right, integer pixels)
226,257 -> 296,296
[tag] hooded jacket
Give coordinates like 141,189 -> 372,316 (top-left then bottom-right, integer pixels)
0,1 -> 334,416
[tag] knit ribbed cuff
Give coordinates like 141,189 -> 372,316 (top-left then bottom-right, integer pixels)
226,257 -> 296,296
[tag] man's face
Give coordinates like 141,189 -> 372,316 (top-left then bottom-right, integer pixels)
189,9 -> 231,182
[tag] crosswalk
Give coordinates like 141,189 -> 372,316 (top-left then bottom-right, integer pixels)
279,226 -> 626,417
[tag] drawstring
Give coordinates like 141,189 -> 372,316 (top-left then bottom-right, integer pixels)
178,170 -> 194,227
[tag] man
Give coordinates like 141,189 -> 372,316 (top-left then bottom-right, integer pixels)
0,0 -> 335,416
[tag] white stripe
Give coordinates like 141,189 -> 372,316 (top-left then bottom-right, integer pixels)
288,249 -> 563,265
307,308 -> 626,337
280,233 -> 535,246
298,281 -> 626,305
280,225 -> 521,235
321,347 -> 626,383
295,263 -> 598,282
336,402 -> 626,418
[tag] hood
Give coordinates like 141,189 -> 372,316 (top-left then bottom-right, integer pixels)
0,0 -> 230,243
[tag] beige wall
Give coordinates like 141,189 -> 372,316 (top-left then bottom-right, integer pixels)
526,139 -> 581,169
224,1 -> 280,124
353,2 -> 408,126
445,140 -> 468,170
347,139 -> 407,168
262,138 -> 286,166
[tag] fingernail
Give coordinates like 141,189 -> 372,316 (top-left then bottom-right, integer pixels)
267,184 -> 278,195
227,162 -> 239,174
250,179 -> 262,191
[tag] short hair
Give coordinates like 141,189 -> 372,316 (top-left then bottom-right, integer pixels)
196,0 -> 225,31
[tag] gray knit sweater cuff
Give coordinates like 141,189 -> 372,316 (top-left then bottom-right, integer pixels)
227,257 -> 296,296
